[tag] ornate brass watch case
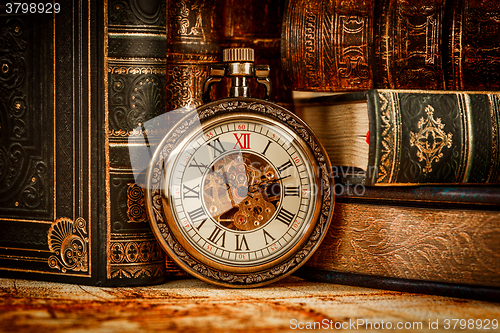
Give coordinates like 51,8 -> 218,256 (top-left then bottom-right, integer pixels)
146,48 -> 334,287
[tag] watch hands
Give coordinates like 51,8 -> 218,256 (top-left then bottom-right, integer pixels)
248,174 -> 291,193
215,165 -> 290,202
218,170 -> 237,206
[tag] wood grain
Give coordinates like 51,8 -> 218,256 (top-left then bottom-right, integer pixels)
1,277 -> 499,332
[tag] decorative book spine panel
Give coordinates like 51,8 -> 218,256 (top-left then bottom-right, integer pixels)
305,201 -> 500,288
375,0 -> 446,90
446,0 -> 500,90
105,0 -> 167,285
222,0 -> 292,107
166,0 -> 223,123
282,0 -> 500,92
368,90 -> 500,185
281,0 -> 374,92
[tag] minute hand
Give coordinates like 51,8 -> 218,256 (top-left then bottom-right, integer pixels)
248,175 -> 291,193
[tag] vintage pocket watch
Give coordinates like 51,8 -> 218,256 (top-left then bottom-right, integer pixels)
145,48 -> 334,287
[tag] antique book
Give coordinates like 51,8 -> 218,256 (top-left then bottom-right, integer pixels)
0,1 -> 166,286
297,186 -> 500,301
162,0 -> 226,279
295,89 -> 500,185
165,0 -> 223,116
281,0 -> 500,92
222,0 -> 293,107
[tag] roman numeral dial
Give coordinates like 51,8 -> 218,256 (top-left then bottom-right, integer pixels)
157,115 -> 322,278
145,90 -> 337,289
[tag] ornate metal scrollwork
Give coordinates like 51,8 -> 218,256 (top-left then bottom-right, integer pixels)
410,105 -> 453,173
47,217 -> 88,273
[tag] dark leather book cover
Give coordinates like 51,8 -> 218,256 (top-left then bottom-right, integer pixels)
0,0 -> 166,286
281,0 -> 500,92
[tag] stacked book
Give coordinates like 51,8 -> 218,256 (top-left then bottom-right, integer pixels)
0,0 -> 290,286
1,0 -> 498,294
281,0 -> 500,300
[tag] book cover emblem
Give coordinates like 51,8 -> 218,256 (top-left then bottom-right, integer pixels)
410,105 -> 453,173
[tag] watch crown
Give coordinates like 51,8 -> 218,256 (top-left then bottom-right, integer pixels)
204,48 -> 270,102
223,48 -> 255,63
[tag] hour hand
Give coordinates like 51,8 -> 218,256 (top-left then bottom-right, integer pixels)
247,174 -> 290,193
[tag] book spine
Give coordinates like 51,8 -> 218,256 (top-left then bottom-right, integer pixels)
304,201 -> 500,288
296,268 -> 500,302
166,0 -> 223,119
367,90 -> 500,185
375,0 -> 446,90
163,0 -> 225,279
446,0 -> 500,91
223,0 -> 293,107
281,0 -> 500,92
281,0 -> 374,92
104,0 -> 167,285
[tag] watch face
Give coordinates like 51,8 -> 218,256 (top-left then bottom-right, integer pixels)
146,99 -> 333,287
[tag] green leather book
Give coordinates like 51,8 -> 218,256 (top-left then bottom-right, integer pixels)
295,89 -> 500,185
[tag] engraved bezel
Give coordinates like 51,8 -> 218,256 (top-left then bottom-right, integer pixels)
146,98 -> 334,287
161,113 -> 319,272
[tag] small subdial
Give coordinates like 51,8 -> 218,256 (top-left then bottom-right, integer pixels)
202,152 -> 281,231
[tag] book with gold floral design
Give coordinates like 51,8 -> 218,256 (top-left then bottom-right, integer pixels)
295,89 -> 500,185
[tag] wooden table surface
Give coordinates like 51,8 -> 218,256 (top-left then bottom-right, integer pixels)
0,276 -> 498,332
